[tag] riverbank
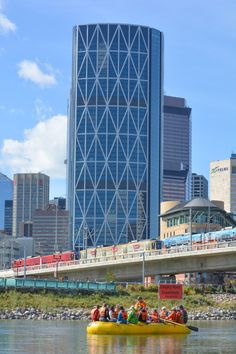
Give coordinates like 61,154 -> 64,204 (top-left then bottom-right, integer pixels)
0,306 -> 236,321
0,289 -> 236,321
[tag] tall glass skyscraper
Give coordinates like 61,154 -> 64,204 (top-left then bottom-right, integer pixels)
162,95 -> 192,202
67,24 -> 163,249
0,173 -> 13,230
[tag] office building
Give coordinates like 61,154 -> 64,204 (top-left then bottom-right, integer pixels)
191,173 -> 208,199
0,173 -> 13,230
67,24 -> 163,249
160,198 -> 236,239
32,204 -> 69,255
210,154 -> 236,216
162,96 -> 192,202
4,200 -> 13,235
12,173 -> 49,237
50,197 -> 66,210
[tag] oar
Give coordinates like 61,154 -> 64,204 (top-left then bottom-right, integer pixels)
162,318 -> 199,332
186,325 -> 198,332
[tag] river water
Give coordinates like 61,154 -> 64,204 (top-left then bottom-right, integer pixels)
0,320 -> 235,354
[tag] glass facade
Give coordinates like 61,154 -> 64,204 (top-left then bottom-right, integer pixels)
162,96 -> 192,202
0,173 -> 13,229
12,173 -> 49,236
4,200 -> 13,235
68,24 -> 163,249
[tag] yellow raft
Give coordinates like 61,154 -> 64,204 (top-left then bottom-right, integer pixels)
87,321 -> 191,335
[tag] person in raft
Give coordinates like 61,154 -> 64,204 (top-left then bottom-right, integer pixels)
179,305 -> 188,324
160,306 -> 169,319
127,306 -> 139,324
99,303 -> 109,321
166,307 -> 177,322
109,305 -> 117,322
117,306 -> 128,324
90,305 -> 100,321
150,309 -> 159,323
138,307 -> 149,323
134,296 -> 147,311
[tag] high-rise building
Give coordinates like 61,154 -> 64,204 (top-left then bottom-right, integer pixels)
191,173 -> 208,199
210,154 -> 236,216
67,24 -> 163,249
12,173 -> 49,236
0,173 -> 13,230
4,200 -> 13,235
32,204 -> 69,255
162,95 -> 192,202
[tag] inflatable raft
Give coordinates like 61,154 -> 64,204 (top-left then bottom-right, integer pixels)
87,321 -> 191,335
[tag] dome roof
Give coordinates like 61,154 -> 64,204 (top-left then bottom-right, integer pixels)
184,198 -> 218,209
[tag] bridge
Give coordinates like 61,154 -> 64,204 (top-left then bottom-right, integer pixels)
1,241 -> 236,282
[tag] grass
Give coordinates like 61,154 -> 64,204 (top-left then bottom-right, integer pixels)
0,284 -> 235,312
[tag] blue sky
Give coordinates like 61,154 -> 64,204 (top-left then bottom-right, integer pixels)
0,0 -> 236,198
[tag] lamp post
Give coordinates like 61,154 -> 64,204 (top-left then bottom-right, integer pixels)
142,251 -> 145,285
54,203 -> 58,252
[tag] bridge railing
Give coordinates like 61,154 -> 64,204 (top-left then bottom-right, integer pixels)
0,277 -> 116,291
9,239 -> 236,276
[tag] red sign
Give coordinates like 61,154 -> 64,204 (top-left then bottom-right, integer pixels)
159,284 -> 183,300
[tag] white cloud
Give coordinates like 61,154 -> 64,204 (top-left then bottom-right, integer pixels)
18,60 -> 57,88
0,13 -> 16,33
0,115 -> 67,179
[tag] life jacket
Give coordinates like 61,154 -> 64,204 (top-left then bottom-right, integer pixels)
160,310 -> 168,319
121,310 -> 128,320
135,300 -> 147,311
99,306 -> 107,318
167,310 -> 177,322
91,308 -> 100,321
151,311 -> 159,322
176,310 -> 184,324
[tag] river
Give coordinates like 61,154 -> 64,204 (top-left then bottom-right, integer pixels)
0,320 -> 236,354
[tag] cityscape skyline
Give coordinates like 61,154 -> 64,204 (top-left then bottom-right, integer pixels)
0,1 -> 236,198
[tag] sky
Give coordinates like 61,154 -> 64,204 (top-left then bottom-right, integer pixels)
0,0 -> 236,198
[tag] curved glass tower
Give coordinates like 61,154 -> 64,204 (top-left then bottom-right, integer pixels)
68,24 -> 163,249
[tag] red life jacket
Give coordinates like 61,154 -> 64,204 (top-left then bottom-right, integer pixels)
176,310 -> 184,324
91,308 -> 99,321
167,310 -> 177,322
151,311 -> 159,322
122,310 -> 128,320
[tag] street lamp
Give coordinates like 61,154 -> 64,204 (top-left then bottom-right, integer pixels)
54,203 -> 58,252
142,251 -> 145,285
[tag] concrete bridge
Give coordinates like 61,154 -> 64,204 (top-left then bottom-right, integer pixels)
1,241 -> 236,282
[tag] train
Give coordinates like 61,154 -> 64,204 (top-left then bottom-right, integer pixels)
12,251 -> 76,269
11,227 -> 236,269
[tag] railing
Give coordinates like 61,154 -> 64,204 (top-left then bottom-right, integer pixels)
0,277 -> 116,291
10,240 -> 236,276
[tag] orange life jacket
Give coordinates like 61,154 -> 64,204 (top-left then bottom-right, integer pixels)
91,308 -> 100,321
176,310 -> 184,324
160,310 -> 167,319
151,311 -> 159,322
167,310 -> 177,322
135,300 -> 146,310
99,306 -> 107,318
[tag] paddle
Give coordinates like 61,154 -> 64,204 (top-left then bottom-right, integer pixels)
162,318 -> 199,332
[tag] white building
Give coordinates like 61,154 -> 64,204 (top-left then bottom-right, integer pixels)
210,154 -> 236,217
